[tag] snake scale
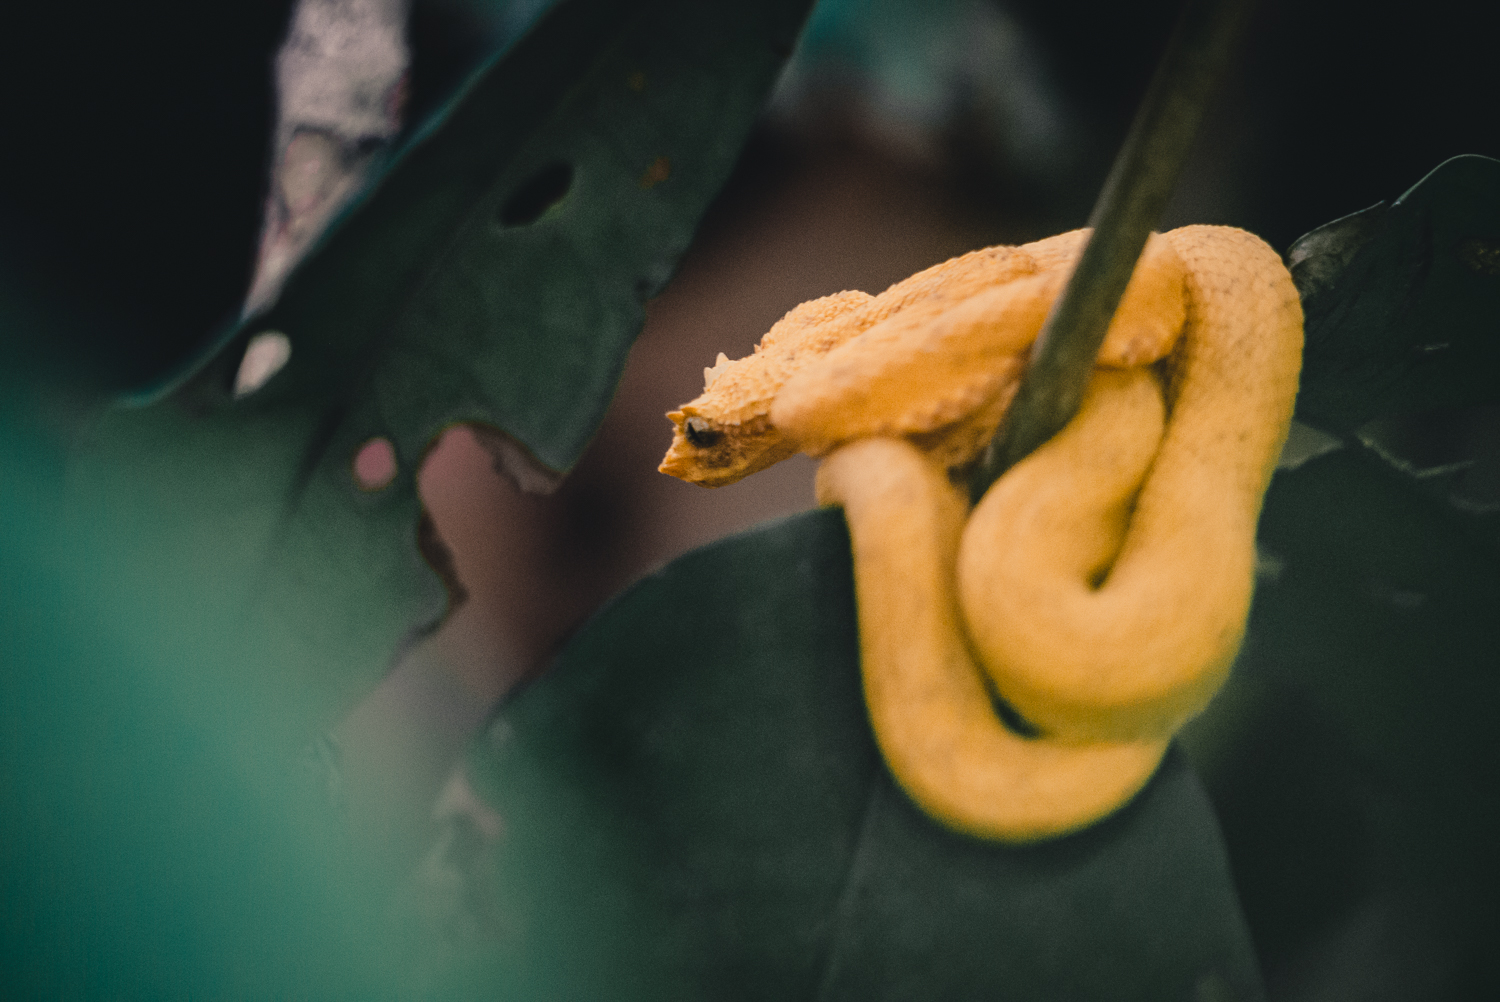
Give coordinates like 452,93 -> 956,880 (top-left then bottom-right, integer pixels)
659,225 -> 1303,841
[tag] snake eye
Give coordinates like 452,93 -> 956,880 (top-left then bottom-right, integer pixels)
684,417 -> 722,448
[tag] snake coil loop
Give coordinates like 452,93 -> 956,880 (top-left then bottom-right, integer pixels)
662,225 -> 1303,841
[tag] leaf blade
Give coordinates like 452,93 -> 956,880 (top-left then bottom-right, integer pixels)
457,510 -> 1265,1001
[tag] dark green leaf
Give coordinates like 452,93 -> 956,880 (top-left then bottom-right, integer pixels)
57,0 -> 812,751
1291,154 -> 1500,435
0,0 -> 808,995
1183,156 -> 1500,996
457,510 -> 1264,1001
1189,447 -> 1500,997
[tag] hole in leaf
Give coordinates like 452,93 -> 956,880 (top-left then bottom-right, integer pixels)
234,331 -> 291,397
497,162 -> 574,226
353,437 -> 398,491
417,511 -> 468,610
638,156 -> 670,189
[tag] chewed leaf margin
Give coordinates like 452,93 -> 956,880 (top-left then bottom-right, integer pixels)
0,1 -> 813,997
59,0 -> 814,750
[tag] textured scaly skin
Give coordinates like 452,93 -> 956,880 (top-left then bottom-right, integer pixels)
957,226 -> 1304,746
773,233 -> 1186,470
660,225 -> 1303,841
817,437 -> 1169,843
659,231 -> 1184,485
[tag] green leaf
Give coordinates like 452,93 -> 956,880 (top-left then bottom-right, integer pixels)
58,0 -> 812,752
1291,154 -> 1500,434
1183,155 -> 1500,995
456,510 -> 1265,1001
1190,449 -> 1500,997
0,0 -> 809,995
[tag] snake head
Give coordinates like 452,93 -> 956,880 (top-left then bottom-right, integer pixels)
659,406 -> 795,487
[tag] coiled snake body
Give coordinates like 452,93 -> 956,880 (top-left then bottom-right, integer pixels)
660,225 -> 1303,842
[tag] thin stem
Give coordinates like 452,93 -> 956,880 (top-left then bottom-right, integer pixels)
968,0 -> 1255,502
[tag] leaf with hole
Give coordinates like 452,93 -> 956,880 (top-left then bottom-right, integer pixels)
0,0 -> 810,995
56,0 -> 812,756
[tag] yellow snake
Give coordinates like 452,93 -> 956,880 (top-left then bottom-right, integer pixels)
659,225 -> 1303,842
